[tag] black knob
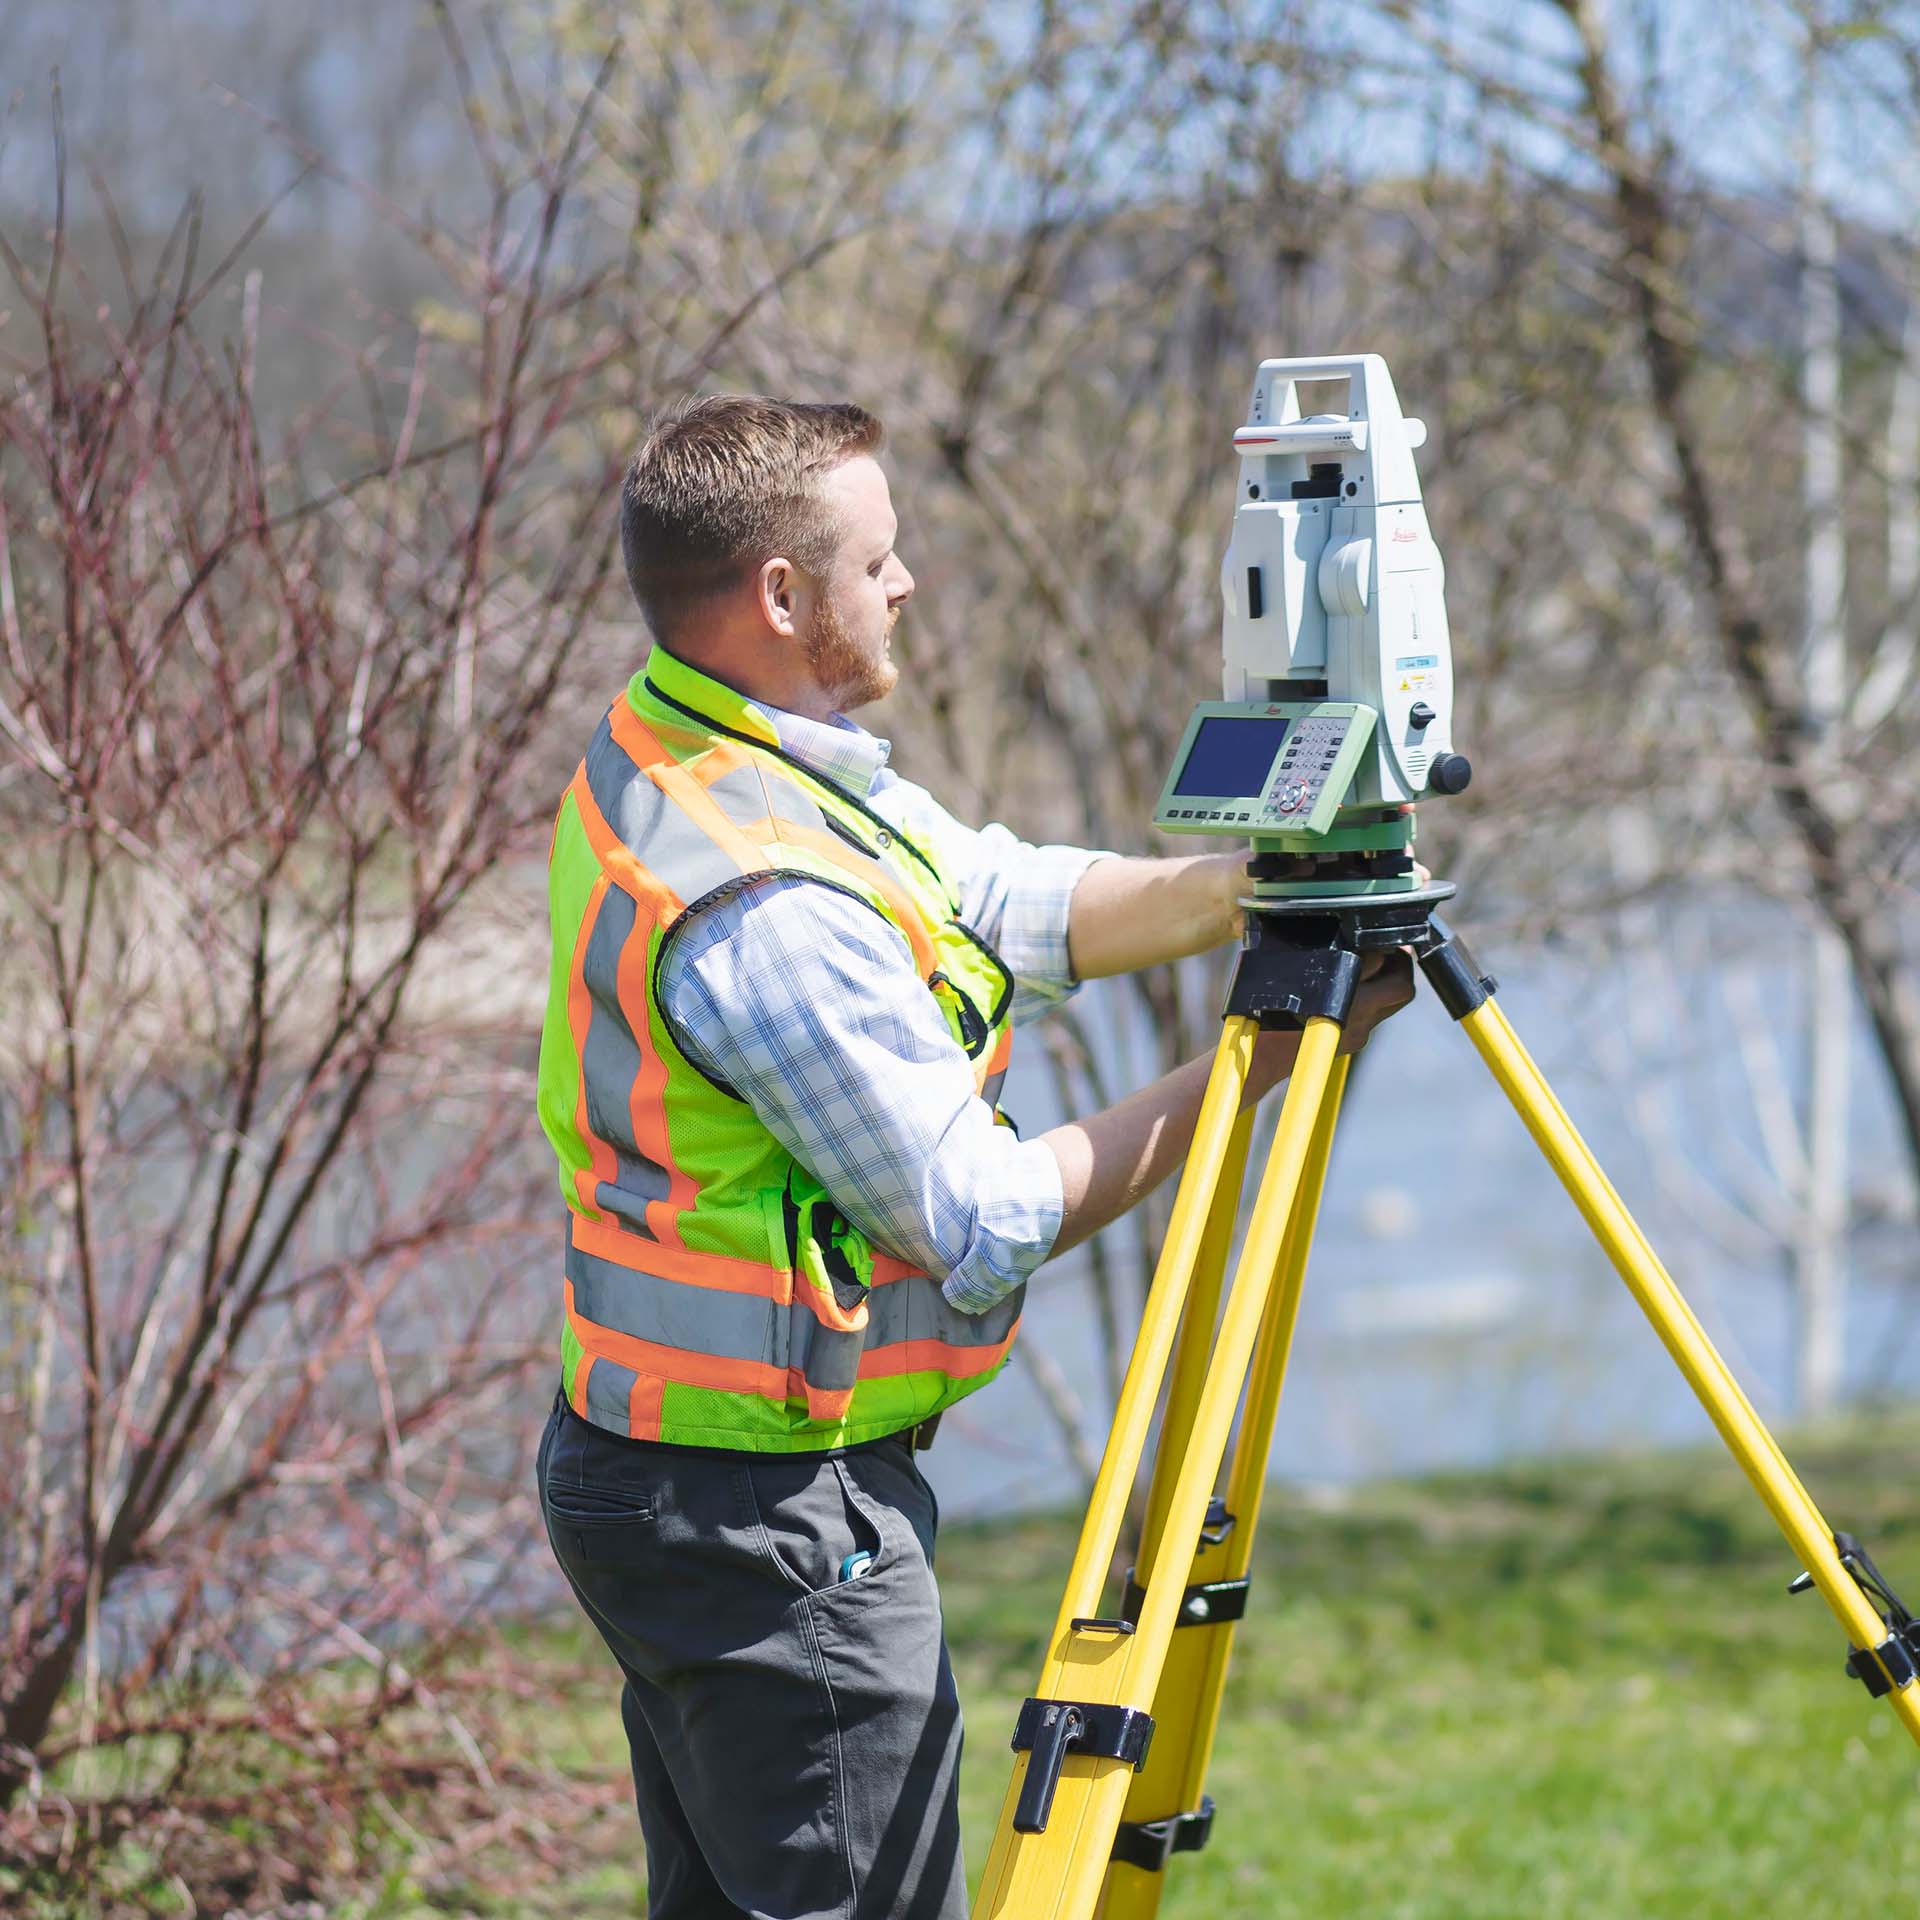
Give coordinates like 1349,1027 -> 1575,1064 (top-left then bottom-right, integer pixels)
1427,753 -> 1472,796
1408,702 -> 1436,730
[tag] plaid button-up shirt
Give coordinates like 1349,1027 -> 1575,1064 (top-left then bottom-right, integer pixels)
659,694 -> 1105,1314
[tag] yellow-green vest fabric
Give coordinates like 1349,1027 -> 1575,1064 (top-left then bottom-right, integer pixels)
536,648 -> 1023,1450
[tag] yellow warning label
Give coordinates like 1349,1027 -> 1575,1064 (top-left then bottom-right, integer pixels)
1398,678 -> 1410,690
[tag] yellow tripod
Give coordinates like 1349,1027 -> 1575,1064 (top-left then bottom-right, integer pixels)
973,893 -> 1920,1920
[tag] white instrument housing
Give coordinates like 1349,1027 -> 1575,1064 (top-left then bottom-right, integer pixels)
1219,353 -> 1456,807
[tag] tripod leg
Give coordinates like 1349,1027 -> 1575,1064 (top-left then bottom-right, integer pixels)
974,1019 -> 1346,1920
1100,1053 -> 1352,1919
1448,984 -> 1920,1746
1137,1106 -> 1257,1572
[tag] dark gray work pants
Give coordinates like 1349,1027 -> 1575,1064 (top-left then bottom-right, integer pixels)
536,1392 -> 968,1920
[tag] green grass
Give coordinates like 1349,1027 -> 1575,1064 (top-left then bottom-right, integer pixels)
937,1420 -> 1920,1919
20,1417 -> 1920,1916
505,1414 -> 1920,1917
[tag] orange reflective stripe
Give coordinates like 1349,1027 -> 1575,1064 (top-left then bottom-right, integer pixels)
977,1027 -> 1013,1092
567,766 -> 691,1240
802,1380 -> 855,1422
859,1324 -> 1020,1382
573,1212 -> 788,1299
569,767 -> 684,928
566,1279 -> 789,1397
795,1275 -> 868,1335
566,873 -> 621,1219
616,692 -> 752,786
736,816 -> 940,979
571,1351 -> 597,1418
613,891 -> 697,1245
628,1372 -> 666,1441
687,741 -> 754,787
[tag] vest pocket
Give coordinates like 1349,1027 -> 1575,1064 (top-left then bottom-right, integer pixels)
928,970 -> 989,1057
783,1167 -> 873,1421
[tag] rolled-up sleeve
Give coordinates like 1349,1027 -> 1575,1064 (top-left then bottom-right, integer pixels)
660,877 -> 1063,1313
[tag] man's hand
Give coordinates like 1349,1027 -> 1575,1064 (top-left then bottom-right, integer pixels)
1340,948 -> 1416,1054
1247,949 -> 1416,1094
1041,952 -> 1416,1258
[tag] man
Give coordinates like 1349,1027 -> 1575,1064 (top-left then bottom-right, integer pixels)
534,395 -> 1411,1919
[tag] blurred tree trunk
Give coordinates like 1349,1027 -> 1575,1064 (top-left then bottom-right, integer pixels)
1563,0 -> 1920,1233
1795,36 -> 1849,1416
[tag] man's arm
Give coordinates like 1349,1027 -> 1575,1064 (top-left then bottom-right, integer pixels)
1065,851 -> 1251,979
664,879 -> 1413,1313
661,877 -> 1072,1312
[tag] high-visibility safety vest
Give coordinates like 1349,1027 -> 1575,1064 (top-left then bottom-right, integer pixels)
536,645 -> 1024,1451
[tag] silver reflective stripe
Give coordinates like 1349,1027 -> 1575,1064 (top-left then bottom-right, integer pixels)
703,761 -> 789,831
706,757 -> 859,846
906,1275 -> 1023,1349
982,1067 -> 1008,1108
585,714 -> 747,906
787,1276 -> 1020,1387
809,1265 -> 1022,1350
789,1315 -> 861,1392
582,1356 -> 640,1436
568,1238 -> 1017,1365
568,1242 -> 779,1363
577,883 -> 670,1231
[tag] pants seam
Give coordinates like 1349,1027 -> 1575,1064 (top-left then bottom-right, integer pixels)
797,1595 -> 859,1920
736,1461 -> 816,1597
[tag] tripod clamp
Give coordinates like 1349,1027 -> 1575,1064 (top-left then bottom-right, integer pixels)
1111,1795 -> 1217,1875
1009,1697 -> 1156,1834
1789,1533 -> 1920,1698
1228,882 -> 1496,1030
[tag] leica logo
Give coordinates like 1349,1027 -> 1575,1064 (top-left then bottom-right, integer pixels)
1391,528 -> 1419,543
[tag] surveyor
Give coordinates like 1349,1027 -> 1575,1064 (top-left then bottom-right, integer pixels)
533,394 -> 1412,1920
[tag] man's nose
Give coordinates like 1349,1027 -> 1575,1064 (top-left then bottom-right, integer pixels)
890,565 -> 915,605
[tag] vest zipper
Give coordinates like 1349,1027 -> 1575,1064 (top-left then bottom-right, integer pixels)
784,1170 -> 870,1306
782,1169 -> 801,1269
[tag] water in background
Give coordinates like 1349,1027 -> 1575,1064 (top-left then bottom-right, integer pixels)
922,914 -> 1920,1520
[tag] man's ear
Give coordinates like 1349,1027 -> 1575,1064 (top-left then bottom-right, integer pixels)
757,556 -> 800,638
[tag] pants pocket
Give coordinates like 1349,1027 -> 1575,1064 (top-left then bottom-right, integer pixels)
541,1410 -> 664,1567
743,1453 -> 889,1599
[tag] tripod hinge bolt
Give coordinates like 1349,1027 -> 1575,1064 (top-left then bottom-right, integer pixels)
1415,921 -> 1496,1020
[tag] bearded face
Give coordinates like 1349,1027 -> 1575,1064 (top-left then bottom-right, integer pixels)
788,454 -> 912,715
802,568 -> 901,713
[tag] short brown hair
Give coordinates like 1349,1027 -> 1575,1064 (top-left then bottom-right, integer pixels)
619,395 -> 885,642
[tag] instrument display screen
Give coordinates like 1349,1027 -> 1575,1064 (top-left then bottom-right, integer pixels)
1171,716 -> 1292,797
